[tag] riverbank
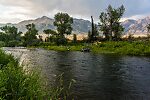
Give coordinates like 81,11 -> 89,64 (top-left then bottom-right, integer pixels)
0,49 -> 47,99
40,41 -> 150,56
0,49 -> 74,99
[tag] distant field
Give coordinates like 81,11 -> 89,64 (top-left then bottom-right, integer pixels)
38,33 -> 88,41
39,33 -> 149,41
66,34 -> 88,40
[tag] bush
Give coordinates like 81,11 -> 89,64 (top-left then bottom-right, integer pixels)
23,39 -> 40,47
0,41 -> 5,47
56,37 -> 67,46
0,50 -> 16,69
7,40 -> 20,47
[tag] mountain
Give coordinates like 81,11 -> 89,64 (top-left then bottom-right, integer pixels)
122,16 -> 150,35
16,16 -> 55,33
1,16 -> 150,35
121,19 -> 137,32
0,16 -> 91,34
3,16 -> 91,34
17,16 -> 150,35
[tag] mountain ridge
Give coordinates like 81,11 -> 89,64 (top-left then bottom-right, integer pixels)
122,16 -> 150,35
0,16 -> 92,34
0,16 -> 150,35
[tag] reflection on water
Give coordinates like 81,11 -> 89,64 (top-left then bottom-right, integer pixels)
3,47 -> 150,100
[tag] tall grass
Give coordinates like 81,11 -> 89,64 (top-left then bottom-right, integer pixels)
92,41 -> 150,56
0,49 -> 75,100
0,50 -> 47,99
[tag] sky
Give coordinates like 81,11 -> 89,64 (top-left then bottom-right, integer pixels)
0,0 -> 150,23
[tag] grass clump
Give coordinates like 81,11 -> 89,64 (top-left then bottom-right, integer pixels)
0,49 -> 75,100
0,50 -> 46,99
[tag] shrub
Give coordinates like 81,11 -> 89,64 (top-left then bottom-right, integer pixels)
0,41 -> 5,47
7,40 -> 20,47
56,37 -> 67,46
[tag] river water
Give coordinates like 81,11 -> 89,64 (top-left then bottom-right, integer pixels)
3,47 -> 150,100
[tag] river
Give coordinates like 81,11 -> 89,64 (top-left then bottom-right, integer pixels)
3,47 -> 150,100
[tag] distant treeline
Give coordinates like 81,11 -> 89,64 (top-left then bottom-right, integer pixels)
0,5 -> 150,47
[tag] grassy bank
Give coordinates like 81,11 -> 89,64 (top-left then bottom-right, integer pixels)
41,45 -> 85,51
0,49 -> 47,99
0,49 -> 74,99
92,41 -> 150,56
41,41 -> 150,56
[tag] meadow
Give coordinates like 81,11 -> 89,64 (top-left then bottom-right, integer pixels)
40,41 -> 150,56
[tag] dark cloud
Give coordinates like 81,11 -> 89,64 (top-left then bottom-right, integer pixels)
0,0 -> 150,23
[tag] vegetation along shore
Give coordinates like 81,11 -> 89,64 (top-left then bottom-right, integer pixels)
38,41 -> 150,56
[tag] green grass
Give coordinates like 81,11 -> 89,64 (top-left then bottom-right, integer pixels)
41,41 -> 150,56
91,41 -> 150,56
0,49 -> 75,100
0,50 -> 47,99
41,45 -> 85,51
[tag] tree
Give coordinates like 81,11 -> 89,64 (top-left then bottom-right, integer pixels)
0,32 -> 8,42
147,24 -> 150,33
99,12 -> 110,40
23,23 -> 39,46
99,5 -> 125,41
38,35 -> 43,42
73,34 -> 77,43
91,16 -> 95,40
93,24 -> 99,39
147,24 -> 150,39
113,22 -> 124,40
54,12 -> 73,38
128,33 -> 134,41
88,16 -> 99,42
0,26 -> 22,46
0,26 -> 21,41
43,29 -> 57,37
43,29 -> 57,42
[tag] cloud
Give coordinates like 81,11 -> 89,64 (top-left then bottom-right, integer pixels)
0,0 -> 150,23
